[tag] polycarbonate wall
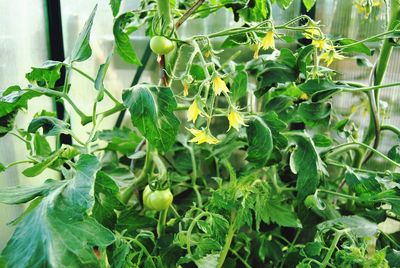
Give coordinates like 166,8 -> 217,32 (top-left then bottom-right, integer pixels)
1,0 -> 399,249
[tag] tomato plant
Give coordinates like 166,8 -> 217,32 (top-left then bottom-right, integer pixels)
1,0 -> 400,267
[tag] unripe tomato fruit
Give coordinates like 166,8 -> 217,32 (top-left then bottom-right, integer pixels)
150,36 -> 175,55
143,185 -> 173,211
304,195 -> 317,209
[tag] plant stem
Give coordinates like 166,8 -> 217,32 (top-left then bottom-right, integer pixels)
157,209 -> 168,238
320,232 -> 342,268
217,210 -> 237,268
121,142 -> 152,204
317,189 -> 358,201
186,211 -> 210,256
381,124 -> 400,136
175,0 -> 206,28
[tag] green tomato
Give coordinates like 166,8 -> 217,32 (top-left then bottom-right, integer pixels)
150,36 -> 175,55
143,185 -> 173,211
304,195 -> 318,209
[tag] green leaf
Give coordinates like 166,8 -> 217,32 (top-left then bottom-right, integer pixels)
25,61 -> 63,88
109,0 -> 122,16
194,254 -> 219,268
0,179 -> 63,204
93,172 -> 124,228
312,134 -> 333,147
388,145 -> 400,164
297,102 -> 331,125
246,116 -> 273,165
255,61 -> 298,97
2,155 -> 115,267
257,198 -> 302,228
298,79 -> 351,101
70,5 -> 97,62
276,0 -> 294,9
289,132 -> 327,200
27,116 -> 70,136
303,0 -> 316,11
0,111 -> 17,137
238,0 -> 270,22
33,133 -> 52,156
0,86 -> 41,117
122,85 -> 180,152
0,162 -> 5,173
113,12 -> 142,65
265,95 -> 293,113
231,69 -> 248,102
318,215 -> 378,237
98,127 -> 142,155
337,38 -> 372,56
302,242 -> 322,257
95,53 -> 112,101
345,169 -> 381,196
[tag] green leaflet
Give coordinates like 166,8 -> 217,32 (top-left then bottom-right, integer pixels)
69,5 -> 97,62
1,154 -> 115,267
122,85 -> 180,152
289,132 -> 328,200
28,116 -> 71,136
109,0 -> 122,17
25,61 -> 63,88
246,116 -> 273,166
113,12 -> 142,65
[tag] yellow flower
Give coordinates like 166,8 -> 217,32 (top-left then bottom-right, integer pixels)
187,128 -> 220,145
304,28 -> 322,40
262,31 -> 275,50
320,46 -> 345,66
213,76 -> 230,96
227,110 -> 246,131
183,83 -> 189,97
312,39 -> 326,51
253,43 -> 261,59
187,100 -> 202,123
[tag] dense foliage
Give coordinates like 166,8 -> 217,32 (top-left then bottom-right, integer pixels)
1,0 -> 400,267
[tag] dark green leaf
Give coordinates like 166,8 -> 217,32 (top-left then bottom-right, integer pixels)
33,133 -> 52,156
297,102 -> 331,125
238,0 -> 270,22
28,116 -> 70,136
289,132 -> 327,200
258,200 -> 302,228
0,86 -> 41,117
303,242 -> 322,257
0,111 -> 17,137
388,145 -> 400,164
2,155 -> 115,267
265,95 -> 293,113
122,85 -> 180,152
93,172 -> 124,228
246,116 -> 273,165
98,127 -> 142,155
231,70 -> 248,102
70,5 -> 97,62
113,12 -> 142,65
94,53 -> 112,101
312,134 -> 333,147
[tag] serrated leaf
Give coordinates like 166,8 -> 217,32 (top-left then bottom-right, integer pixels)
98,127 -> 142,155
122,85 -> 179,152
318,215 -> 378,237
113,12 -> 142,65
1,155 -> 115,267
70,5 -> 97,62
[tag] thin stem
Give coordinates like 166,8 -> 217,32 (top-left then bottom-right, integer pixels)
230,249 -> 251,268
320,232 -> 342,268
217,210 -> 237,268
121,142 -> 152,204
175,0 -> 206,29
81,104 -> 125,125
335,29 -> 400,49
157,209 -> 168,238
186,211 -> 210,256
381,124 -> 400,136
6,160 -> 35,168
317,189 -> 358,201
343,81 -> 400,92
325,161 -> 389,176
127,238 -> 156,267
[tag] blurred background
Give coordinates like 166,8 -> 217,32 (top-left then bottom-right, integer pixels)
0,0 -> 399,249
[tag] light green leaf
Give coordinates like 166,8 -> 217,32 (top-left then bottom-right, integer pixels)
1,154 -> 115,267
231,69 -> 248,102
98,127 -> 142,155
122,85 -> 179,152
113,12 -> 142,65
276,0 -> 294,9
95,53 -> 112,101
70,5 -> 97,62
33,133 -> 52,156
303,0 -> 316,11
27,116 -> 70,136
25,61 -> 63,88
194,253 -> 219,268
0,86 -> 41,117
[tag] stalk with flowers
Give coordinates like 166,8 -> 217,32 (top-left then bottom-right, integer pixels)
1,0 -> 400,267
